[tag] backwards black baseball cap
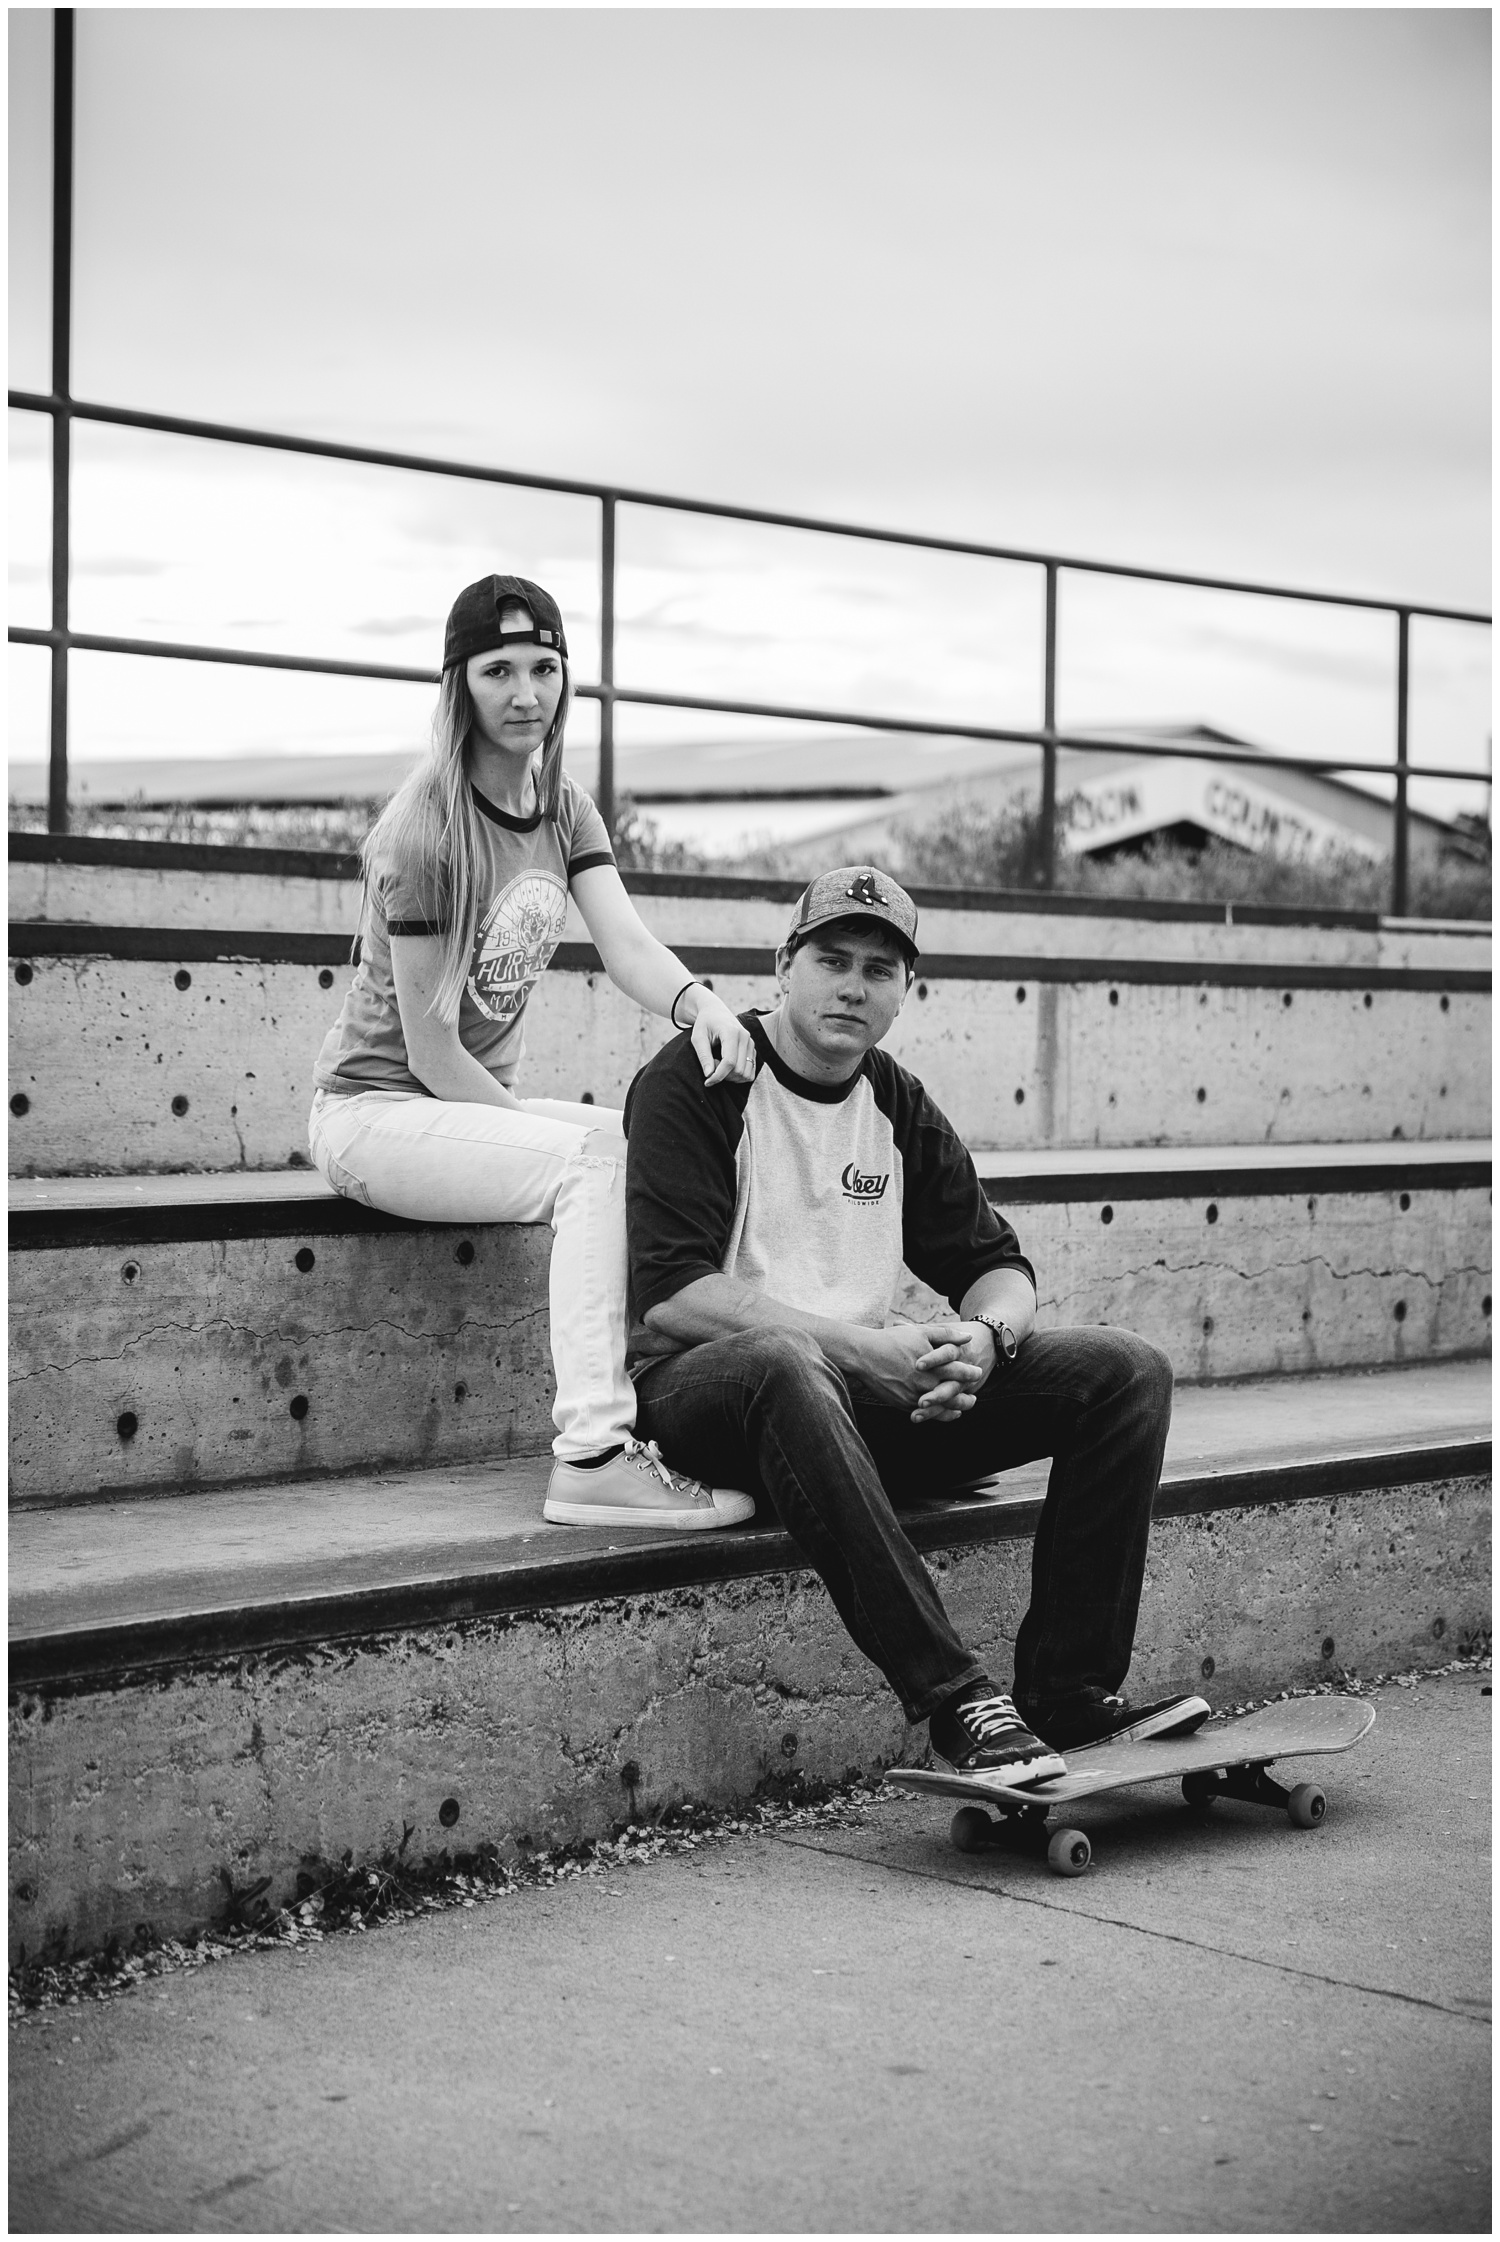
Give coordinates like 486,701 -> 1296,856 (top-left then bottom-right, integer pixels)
443,575 -> 569,670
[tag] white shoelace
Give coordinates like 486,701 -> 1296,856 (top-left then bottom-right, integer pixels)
624,1437 -> 710,1503
959,1693 -> 1027,1741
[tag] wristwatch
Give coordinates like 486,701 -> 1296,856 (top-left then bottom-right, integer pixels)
970,1312 -> 1019,1363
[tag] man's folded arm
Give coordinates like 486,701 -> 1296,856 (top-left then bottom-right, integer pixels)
643,1266 -> 875,1379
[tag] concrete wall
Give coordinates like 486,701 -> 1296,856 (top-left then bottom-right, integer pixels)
898,1183 -> 1492,1385
9,1224 -> 555,1505
8,1471 -> 1489,1961
10,860 -> 360,939
11,854 -> 1491,976
12,1186 -> 1491,1504
9,954 -> 1488,1174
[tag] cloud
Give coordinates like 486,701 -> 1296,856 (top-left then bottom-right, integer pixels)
74,557 -> 169,578
350,616 -> 441,639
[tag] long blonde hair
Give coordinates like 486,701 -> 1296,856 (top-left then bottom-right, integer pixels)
359,652 -> 573,1024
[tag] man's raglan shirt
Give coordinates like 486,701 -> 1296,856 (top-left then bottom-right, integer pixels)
624,1012 -> 1035,1363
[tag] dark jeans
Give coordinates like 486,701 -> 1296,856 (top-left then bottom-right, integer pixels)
633,1324 -> 1173,1725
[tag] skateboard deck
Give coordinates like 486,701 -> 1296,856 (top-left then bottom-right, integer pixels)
886,1697 -> 1376,1875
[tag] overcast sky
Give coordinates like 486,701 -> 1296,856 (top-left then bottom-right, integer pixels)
8,7 -> 1491,812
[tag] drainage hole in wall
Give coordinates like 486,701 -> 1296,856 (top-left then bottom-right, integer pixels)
318,968 -> 335,990
580,1090 -> 595,1103
1363,993 -> 1373,1009
1195,1087 -> 1206,1104
116,1412 -> 138,1441
1200,1656 -> 1215,1680
1014,1088 -> 1025,1105
1015,986 -> 1027,1003
174,970 -> 192,991
1202,1317 -> 1214,1335
1440,995 -> 1450,1012
455,1240 -> 476,1266
1393,1300 -> 1407,1322
1431,1616 -> 1447,1639
619,1761 -> 641,1790
1321,1637 -> 1336,1660
171,1095 -> 190,1117
454,1383 -> 468,1404
439,1798 -> 461,1827
15,962 -> 34,986
1108,988 -> 1119,1006
1282,991 -> 1293,1007
121,1261 -> 140,1285
10,1094 -> 29,1117
289,1394 -> 310,1420
1399,1192 -> 1411,1211
1100,1206 -> 1113,1225
295,1247 -> 316,1273
1205,1203 -> 1218,1224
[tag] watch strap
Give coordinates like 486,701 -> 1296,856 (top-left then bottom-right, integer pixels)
971,1311 -> 1018,1361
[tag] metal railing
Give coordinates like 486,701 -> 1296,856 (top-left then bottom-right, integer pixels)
9,9 -> 1492,910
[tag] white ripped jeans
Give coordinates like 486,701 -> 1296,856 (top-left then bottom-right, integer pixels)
308,1087 -> 634,1460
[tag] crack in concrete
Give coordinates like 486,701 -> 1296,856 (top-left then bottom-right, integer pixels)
1050,1255 -> 1486,1292
771,1831 -> 1491,2025
15,1308 -> 546,1381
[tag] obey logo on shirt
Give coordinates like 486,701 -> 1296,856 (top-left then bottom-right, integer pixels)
841,1162 -> 889,1202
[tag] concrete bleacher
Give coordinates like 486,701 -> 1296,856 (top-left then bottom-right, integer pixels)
9,1143 -> 1490,1502
7,832 -> 1492,1960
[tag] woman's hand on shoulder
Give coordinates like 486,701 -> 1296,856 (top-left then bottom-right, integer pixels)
689,990 -> 757,1088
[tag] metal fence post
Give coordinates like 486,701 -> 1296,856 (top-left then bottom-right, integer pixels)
1037,560 -> 1059,888
1392,608 -> 1410,916
47,6 -> 75,836
597,494 -> 616,836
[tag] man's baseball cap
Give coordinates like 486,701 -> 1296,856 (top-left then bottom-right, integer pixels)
785,865 -> 920,965
443,575 -> 569,670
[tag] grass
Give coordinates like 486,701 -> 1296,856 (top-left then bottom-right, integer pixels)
10,788 -> 1491,919
889,793 -> 1493,920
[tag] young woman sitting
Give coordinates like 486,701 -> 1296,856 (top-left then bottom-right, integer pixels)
309,572 -> 756,1532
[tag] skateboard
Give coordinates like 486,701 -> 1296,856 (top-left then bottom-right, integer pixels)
886,1697 -> 1376,1877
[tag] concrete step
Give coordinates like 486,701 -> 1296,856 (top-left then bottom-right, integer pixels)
9,1144 -> 1490,1506
8,922 -> 1490,1173
8,1361 -> 1491,1957
12,834 -> 1492,973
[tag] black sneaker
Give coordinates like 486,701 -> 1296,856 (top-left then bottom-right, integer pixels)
929,1686 -> 1067,1787
1018,1687 -> 1211,1751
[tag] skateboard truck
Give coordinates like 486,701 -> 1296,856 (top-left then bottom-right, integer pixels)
1181,1760 -> 1327,1827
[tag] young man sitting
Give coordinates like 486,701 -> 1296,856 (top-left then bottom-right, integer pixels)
619,865 -> 1207,1786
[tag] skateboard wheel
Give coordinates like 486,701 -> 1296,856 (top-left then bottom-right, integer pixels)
1182,1771 -> 1219,1808
1047,1827 -> 1091,1877
1287,1783 -> 1326,1830
951,1806 -> 996,1854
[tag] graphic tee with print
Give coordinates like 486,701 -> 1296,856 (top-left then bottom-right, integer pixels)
623,1012 -> 1035,1360
313,775 -> 615,1096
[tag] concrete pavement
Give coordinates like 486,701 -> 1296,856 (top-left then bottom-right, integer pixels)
9,1671 -> 1490,2234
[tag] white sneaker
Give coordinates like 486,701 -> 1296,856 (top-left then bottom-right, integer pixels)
544,1438 -> 755,1533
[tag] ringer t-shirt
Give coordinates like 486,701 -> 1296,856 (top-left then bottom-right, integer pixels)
623,1012 -> 1035,1361
313,774 -> 615,1097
